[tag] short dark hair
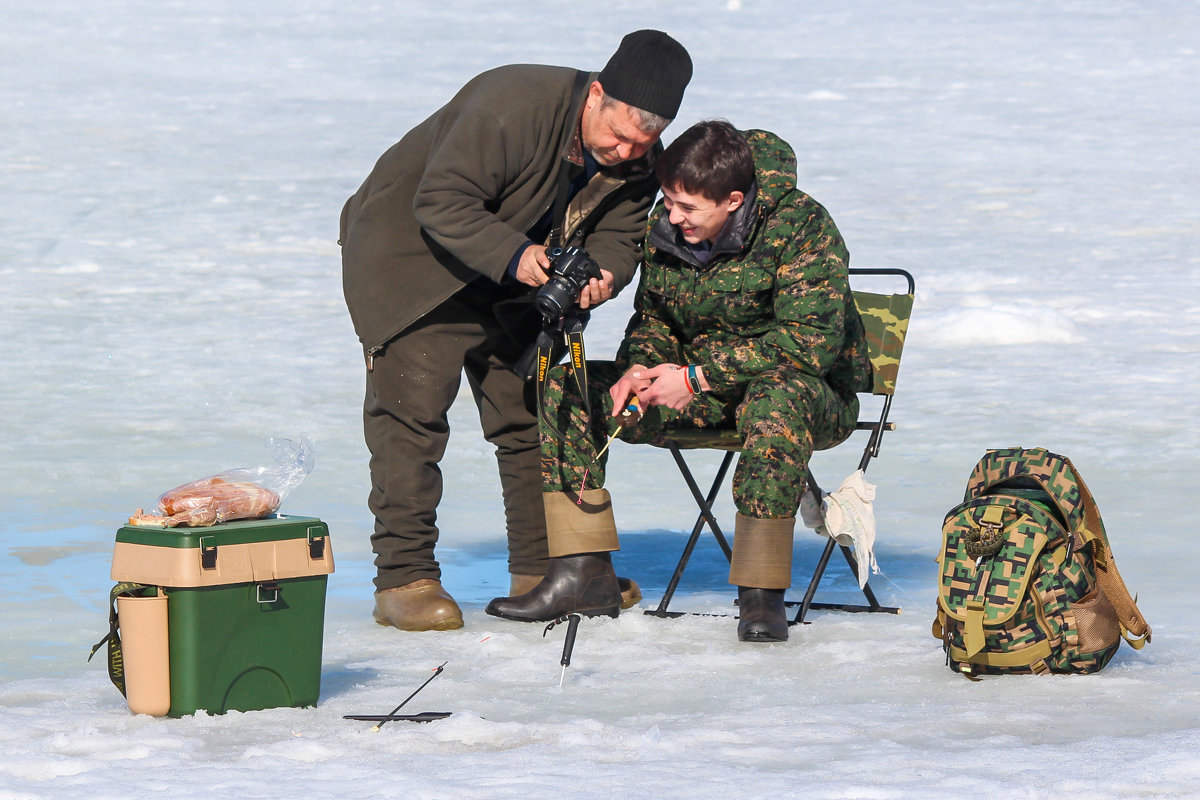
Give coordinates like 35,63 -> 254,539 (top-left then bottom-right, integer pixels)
656,120 -> 754,202
599,91 -> 671,134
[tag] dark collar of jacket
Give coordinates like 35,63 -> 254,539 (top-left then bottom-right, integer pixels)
562,71 -> 595,169
647,180 -> 761,268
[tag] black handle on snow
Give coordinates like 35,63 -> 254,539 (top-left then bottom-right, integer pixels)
343,712 -> 451,723
560,614 -> 581,667
544,613 -> 582,667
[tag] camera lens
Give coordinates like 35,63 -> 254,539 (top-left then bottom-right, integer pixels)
535,245 -> 599,322
536,278 -> 573,320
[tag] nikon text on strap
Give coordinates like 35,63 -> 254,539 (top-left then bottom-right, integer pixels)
535,313 -> 590,441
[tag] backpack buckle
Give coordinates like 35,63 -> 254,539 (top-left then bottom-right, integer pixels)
965,506 -> 1006,560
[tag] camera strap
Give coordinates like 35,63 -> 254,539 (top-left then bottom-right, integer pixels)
545,170 -> 573,250
546,70 -> 593,250
535,314 -> 590,441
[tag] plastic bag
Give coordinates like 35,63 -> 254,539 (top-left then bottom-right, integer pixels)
128,438 -> 314,528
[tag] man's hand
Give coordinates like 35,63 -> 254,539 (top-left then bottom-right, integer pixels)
577,269 -> 614,310
514,245 -> 552,287
610,362 -> 702,413
609,363 -> 654,416
632,363 -> 696,410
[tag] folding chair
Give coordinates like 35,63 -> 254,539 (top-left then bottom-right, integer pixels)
643,267 -> 915,623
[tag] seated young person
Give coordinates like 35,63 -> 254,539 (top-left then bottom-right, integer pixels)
485,120 -> 871,642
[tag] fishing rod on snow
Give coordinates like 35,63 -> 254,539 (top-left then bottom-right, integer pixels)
344,661 -> 450,729
577,398 -> 641,502
594,397 -> 642,462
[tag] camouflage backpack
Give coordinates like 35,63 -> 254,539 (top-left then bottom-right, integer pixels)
933,448 -> 1151,678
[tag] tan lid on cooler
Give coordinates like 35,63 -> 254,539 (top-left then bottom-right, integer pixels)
111,517 -> 334,588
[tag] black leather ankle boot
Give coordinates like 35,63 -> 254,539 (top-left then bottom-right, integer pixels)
485,552 -> 621,622
737,586 -> 789,642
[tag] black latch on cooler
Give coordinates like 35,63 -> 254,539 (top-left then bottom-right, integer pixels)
307,526 -> 326,560
257,582 -> 280,604
200,536 -> 218,570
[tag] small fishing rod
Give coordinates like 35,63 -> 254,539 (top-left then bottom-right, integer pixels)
578,399 -> 642,504
344,661 -> 449,729
593,397 -> 642,463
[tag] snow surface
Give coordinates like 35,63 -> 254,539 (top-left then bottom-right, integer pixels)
2,0 -> 1198,797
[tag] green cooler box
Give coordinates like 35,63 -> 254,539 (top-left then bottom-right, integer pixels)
110,515 -> 334,717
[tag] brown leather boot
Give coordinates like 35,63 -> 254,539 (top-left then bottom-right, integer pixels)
373,579 -> 463,631
509,572 -> 642,609
486,553 -> 620,622
616,576 -> 642,609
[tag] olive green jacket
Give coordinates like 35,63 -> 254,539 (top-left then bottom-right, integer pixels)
618,129 -> 871,398
340,64 -> 661,354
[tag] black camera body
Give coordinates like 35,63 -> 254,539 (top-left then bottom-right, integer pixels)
536,246 -> 602,322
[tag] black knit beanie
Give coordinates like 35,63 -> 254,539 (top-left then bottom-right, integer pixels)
598,30 -> 692,120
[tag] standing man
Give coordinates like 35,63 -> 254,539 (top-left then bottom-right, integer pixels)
339,31 -> 692,631
486,121 -> 871,642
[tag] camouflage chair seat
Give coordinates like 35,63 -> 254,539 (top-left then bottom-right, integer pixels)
645,268 -> 915,624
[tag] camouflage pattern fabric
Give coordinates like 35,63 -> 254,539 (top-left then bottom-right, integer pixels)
617,129 -> 871,400
964,447 -> 1087,532
853,290 -> 913,396
540,361 -> 858,519
539,129 -> 866,519
933,448 -> 1147,677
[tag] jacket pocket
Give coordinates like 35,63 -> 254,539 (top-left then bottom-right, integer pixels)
702,264 -> 775,329
642,262 -> 681,298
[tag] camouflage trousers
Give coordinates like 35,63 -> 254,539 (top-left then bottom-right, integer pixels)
540,361 -> 859,518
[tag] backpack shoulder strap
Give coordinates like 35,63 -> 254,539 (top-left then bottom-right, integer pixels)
1062,456 -> 1152,649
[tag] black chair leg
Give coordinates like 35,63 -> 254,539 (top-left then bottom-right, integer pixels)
668,446 -> 734,560
646,448 -> 735,617
792,539 -> 898,624
794,537 -> 838,624
647,442 -> 901,623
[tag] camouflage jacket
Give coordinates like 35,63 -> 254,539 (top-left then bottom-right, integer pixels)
617,129 -> 871,397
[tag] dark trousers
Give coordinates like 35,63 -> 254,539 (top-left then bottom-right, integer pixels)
363,288 -> 548,591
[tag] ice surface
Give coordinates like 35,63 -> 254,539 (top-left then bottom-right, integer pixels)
2,1 -> 1198,797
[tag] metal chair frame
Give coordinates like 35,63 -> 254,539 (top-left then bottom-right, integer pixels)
643,268 -> 914,624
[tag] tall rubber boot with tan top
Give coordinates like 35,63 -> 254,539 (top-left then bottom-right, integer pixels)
373,578 -> 464,631
486,489 -> 621,622
507,572 -> 542,596
729,514 -> 795,642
